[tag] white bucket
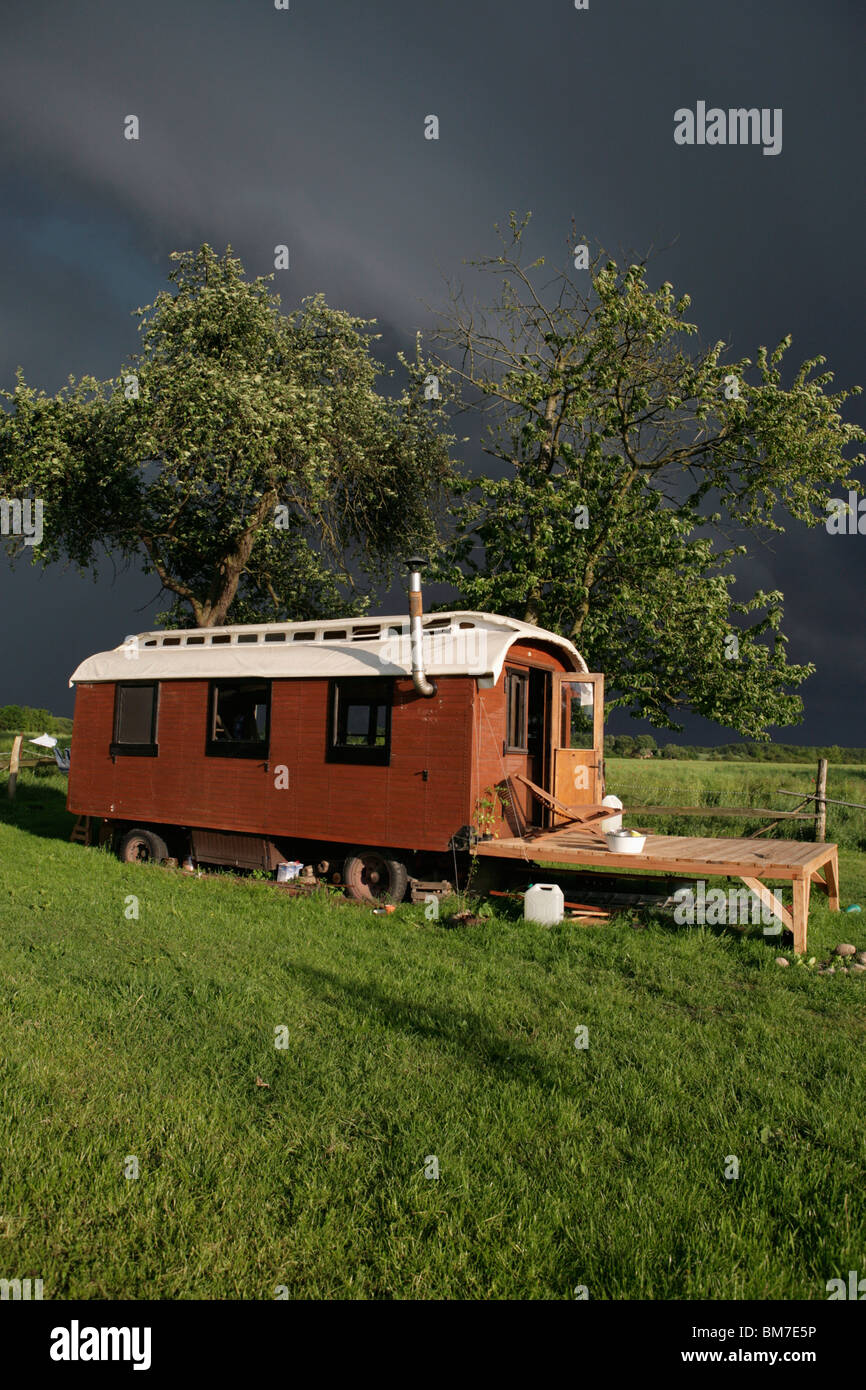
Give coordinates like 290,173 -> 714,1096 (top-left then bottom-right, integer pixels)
276,861 -> 303,883
524,883 -> 565,926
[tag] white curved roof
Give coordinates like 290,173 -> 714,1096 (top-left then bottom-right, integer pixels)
69,611 -> 586,686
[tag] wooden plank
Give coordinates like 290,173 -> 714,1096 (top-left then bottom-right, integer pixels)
814,758 -> 828,842
488,888 -> 609,917
634,834 -> 680,852
513,772 -> 584,819
474,834 -> 834,883
819,850 -> 840,911
797,843 -> 841,873
513,775 -> 608,835
722,840 -> 820,866
739,877 -> 793,932
753,794 -> 814,838
693,840 -> 754,861
625,804 -> 814,819
778,790 -> 866,812
7,734 -> 22,800
792,875 -> 811,955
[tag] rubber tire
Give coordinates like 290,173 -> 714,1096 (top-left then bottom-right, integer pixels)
342,850 -> 409,905
118,828 -> 169,865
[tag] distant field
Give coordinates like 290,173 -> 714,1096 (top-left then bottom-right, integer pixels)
0,767 -> 864,1300
605,758 -> 866,854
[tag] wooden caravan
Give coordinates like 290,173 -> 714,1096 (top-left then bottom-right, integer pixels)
66,577 -> 840,950
67,600 -> 605,899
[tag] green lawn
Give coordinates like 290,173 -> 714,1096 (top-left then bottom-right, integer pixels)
0,768 -> 864,1299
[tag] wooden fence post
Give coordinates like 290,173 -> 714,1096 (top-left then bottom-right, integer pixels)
814,758 -> 828,842
7,734 -> 23,800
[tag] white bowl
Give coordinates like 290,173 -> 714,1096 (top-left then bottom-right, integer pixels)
604,831 -> 646,855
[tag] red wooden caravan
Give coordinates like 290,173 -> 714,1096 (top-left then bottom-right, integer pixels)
67,569 -> 605,901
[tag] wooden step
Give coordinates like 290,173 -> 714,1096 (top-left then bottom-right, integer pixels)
69,815 -> 91,846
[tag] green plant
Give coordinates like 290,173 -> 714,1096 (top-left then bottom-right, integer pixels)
472,784 -> 512,840
473,788 -> 499,838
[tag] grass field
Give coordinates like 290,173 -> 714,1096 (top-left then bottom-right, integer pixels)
608,757 -> 866,852
0,764 -> 864,1300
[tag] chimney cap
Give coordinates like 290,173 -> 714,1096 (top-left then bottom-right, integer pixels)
405,556 -> 428,570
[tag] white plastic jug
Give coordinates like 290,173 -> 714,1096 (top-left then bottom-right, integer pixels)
276,861 -> 303,883
600,794 -> 623,833
524,883 -> 565,925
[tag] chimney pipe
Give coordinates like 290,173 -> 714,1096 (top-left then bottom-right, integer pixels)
405,557 -> 437,698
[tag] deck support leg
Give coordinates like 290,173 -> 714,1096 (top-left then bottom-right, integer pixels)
791,874 -> 810,955
740,877 -> 793,934
822,850 -> 840,912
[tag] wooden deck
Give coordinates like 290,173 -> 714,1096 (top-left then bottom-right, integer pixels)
475,830 -> 840,953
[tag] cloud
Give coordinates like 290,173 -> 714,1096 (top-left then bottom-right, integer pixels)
1,0 -> 863,737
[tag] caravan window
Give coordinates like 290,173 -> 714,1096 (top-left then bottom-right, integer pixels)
111,682 -> 159,757
328,679 -> 392,766
206,680 -> 271,758
505,670 -> 529,752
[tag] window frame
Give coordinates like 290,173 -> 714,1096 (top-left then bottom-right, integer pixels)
205,678 -> 272,760
327,678 -> 393,766
558,679 -> 597,751
111,681 -> 160,758
504,668 -> 529,753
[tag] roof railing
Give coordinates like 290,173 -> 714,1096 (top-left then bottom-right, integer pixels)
130,615 -> 478,651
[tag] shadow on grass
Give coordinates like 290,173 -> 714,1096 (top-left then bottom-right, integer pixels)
644,905 -> 799,959
289,960 -> 567,1092
0,776 -> 76,844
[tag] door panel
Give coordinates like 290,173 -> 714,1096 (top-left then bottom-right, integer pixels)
550,674 -> 604,813
502,667 -> 532,827
502,665 -> 552,829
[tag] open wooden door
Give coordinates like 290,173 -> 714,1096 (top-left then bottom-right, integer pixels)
549,673 -> 604,816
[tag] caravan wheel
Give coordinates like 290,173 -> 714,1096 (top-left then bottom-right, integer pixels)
343,851 -> 409,905
119,828 -> 169,865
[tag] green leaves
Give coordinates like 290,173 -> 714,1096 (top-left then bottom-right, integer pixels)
1,246 -> 457,627
431,218 -> 864,735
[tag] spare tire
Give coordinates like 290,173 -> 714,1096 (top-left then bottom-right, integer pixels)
118,828 -> 169,865
342,850 -> 409,905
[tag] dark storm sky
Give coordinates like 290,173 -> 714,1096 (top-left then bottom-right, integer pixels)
1,0 -> 863,741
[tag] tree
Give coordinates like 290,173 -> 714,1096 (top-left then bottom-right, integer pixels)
431,215 -> 864,736
634,734 -> 657,755
0,246 -> 456,627
0,705 -> 24,730
612,734 -> 635,757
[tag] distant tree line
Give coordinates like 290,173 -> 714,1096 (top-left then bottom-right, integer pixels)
0,705 -> 73,734
604,735 -> 866,764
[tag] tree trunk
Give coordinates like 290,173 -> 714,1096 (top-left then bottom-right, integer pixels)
183,488 -> 279,627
